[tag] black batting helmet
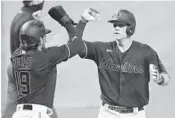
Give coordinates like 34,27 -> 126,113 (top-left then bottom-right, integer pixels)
23,0 -> 45,10
19,19 -> 51,50
108,9 -> 136,36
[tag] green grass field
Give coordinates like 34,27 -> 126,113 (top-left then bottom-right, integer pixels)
1,1 -> 175,118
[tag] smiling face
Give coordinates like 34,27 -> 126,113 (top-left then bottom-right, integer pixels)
112,22 -> 129,40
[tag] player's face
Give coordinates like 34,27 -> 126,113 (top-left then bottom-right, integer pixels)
112,22 -> 128,40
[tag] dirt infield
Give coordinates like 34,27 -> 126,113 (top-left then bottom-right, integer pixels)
1,1 -> 175,118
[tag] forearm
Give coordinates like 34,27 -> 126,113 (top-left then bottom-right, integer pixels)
77,8 -> 100,58
70,20 -> 86,55
75,19 -> 88,58
66,20 -> 87,42
76,20 -> 87,38
64,22 -> 78,40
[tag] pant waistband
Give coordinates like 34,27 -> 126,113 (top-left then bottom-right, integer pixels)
102,102 -> 144,113
16,104 -> 53,116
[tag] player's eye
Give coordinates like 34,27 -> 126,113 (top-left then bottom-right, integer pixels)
113,23 -> 127,28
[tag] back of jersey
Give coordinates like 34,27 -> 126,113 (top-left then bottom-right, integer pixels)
11,48 -> 59,108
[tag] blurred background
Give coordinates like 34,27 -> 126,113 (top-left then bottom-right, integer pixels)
1,1 -> 175,118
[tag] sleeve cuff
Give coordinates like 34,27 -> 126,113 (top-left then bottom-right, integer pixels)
82,41 -> 88,58
65,44 -> 70,60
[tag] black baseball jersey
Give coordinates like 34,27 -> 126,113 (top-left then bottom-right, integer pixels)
79,40 -> 167,107
10,7 -> 39,55
10,37 -> 84,108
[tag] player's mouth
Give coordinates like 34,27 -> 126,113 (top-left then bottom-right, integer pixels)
114,32 -> 120,34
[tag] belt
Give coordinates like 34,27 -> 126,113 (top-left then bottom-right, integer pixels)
102,102 -> 144,113
16,104 -> 53,116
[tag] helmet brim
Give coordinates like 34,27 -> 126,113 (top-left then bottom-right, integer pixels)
108,19 -> 116,23
108,18 -> 129,25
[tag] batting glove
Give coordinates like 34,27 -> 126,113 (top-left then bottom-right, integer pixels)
81,8 -> 100,23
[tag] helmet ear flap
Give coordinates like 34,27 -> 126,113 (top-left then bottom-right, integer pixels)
20,34 -> 40,50
126,25 -> 135,36
20,34 -> 29,46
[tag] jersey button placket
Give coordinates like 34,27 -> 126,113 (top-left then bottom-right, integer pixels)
119,72 -> 125,91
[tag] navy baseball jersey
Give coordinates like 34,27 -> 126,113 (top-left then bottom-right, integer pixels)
10,37 -> 84,108
79,40 -> 167,107
10,7 -> 39,55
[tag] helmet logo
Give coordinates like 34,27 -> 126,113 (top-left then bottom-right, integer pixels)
117,11 -> 123,18
112,10 -> 123,19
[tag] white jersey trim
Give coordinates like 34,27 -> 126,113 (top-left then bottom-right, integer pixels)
82,41 -> 88,58
65,44 -> 70,60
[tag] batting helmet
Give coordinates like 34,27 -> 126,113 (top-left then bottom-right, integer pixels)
108,9 -> 136,36
19,19 -> 51,50
23,0 -> 45,9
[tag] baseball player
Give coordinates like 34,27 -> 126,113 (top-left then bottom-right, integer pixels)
10,18 -> 83,118
6,1 -> 58,118
6,2 -> 90,118
4,5 -> 98,118
79,9 -> 170,118
4,0 -> 48,117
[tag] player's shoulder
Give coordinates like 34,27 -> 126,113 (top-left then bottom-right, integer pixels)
87,41 -> 122,51
12,48 -> 26,57
134,41 -> 150,49
84,40 -> 107,49
133,41 -> 157,53
29,46 -> 66,70
32,46 -> 66,59
44,46 -> 67,53
85,40 -> 105,45
133,41 -> 147,47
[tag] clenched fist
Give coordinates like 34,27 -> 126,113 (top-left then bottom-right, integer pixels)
81,8 -> 100,23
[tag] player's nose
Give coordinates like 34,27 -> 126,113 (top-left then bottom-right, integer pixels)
113,28 -> 119,32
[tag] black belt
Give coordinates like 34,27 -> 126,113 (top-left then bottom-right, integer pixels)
23,104 -> 33,110
102,102 -> 144,113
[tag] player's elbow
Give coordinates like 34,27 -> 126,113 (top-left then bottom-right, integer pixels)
78,48 -> 86,58
67,37 -> 85,58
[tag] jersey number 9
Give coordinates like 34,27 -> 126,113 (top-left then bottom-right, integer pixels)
13,71 -> 30,96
